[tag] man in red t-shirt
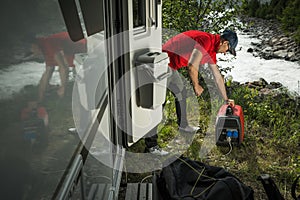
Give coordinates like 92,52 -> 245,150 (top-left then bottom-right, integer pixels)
30,32 -> 87,101
145,30 -> 238,155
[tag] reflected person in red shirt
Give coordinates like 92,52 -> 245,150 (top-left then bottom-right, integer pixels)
30,32 -> 87,101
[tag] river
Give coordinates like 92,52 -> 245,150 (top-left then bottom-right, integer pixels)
0,62 -> 62,100
0,31 -> 299,100
218,31 -> 300,94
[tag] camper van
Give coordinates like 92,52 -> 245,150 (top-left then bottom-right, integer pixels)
0,0 -> 168,199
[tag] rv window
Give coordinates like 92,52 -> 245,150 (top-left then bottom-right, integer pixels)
133,0 -> 146,28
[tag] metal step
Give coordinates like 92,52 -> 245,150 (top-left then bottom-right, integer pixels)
87,184 -> 110,200
125,183 -> 152,200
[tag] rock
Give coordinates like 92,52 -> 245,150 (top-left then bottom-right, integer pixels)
279,37 -> 290,43
262,46 -> 272,53
273,45 -> 285,51
259,88 -> 272,95
247,82 -> 258,89
247,48 -> 254,53
273,50 -> 288,59
259,78 -> 268,86
247,78 -> 268,89
266,82 -> 283,89
286,52 -> 296,61
244,79 -> 286,93
241,17 -> 299,63
269,38 -> 279,46
251,42 -> 261,47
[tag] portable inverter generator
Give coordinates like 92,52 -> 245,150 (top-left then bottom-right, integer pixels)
22,108 -> 46,145
215,103 -> 244,145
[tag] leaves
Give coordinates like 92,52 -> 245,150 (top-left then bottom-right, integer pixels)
162,0 -> 243,33
243,0 -> 300,44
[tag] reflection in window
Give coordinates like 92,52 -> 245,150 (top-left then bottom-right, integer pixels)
133,0 -> 146,28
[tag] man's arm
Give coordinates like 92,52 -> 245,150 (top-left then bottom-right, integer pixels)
188,49 -> 204,96
209,64 -> 228,101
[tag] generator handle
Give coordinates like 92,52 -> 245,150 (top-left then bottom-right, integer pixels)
225,105 -> 233,116
225,99 -> 235,106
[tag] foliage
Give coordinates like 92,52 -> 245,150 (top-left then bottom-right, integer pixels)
294,26 -> 300,45
229,85 -> 299,138
242,0 -> 300,44
243,0 -> 288,19
162,0 -> 245,36
242,0 -> 261,17
280,0 -> 300,32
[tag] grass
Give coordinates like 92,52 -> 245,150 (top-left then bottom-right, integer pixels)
126,80 -> 299,199
151,83 -> 299,200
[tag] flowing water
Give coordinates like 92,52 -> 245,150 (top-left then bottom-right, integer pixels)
218,32 -> 300,94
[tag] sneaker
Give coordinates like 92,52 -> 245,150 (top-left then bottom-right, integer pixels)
178,125 -> 199,133
147,145 -> 169,156
68,127 -> 77,134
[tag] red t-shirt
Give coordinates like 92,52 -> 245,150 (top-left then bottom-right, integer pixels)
21,107 -> 48,121
162,30 -> 220,70
37,32 -> 87,67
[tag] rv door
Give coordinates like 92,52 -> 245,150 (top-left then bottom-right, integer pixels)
125,0 -> 168,146
59,0 -> 167,148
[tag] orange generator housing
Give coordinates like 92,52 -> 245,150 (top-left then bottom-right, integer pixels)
215,104 -> 245,145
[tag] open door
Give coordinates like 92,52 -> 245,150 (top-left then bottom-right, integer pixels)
59,0 -> 168,148
122,0 -> 168,147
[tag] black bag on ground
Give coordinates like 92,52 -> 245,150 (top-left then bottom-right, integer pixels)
291,175 -> 300,200
258,174 -> 285,200
157,156 -> 254,200
258,174 -> 300,200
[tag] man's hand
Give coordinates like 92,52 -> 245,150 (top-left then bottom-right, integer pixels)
193,84 -> 204,96
225,99 -> 235,107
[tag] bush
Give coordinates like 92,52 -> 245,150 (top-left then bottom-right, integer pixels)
280,0 -> 300,43
243,0 -> 300,43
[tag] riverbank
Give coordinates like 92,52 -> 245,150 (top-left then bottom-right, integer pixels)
217,17 -> 300,95
240,17 -> 300,63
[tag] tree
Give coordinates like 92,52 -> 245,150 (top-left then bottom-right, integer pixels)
242,0 -> 300,44
248,0 -> 261,17
269,0 -> 289,18
280,0 -> 300,43
162,0 -> 245,36
280,0 -> 300,32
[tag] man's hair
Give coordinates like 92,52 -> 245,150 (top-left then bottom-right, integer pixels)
220,30 -> 238,47
220,30 -> 238,56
